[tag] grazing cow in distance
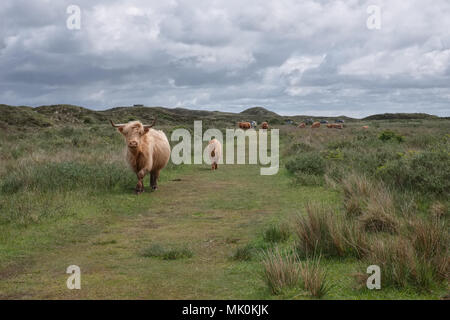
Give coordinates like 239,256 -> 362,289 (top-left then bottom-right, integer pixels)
208,139 -> 222,171
261,122 -> 269,129
298,123 -> 306,128
311,122 -> 321,128
110,117 -> 171,194
327,123 -> 343,129
362,126 -> 369,129
238,122 -> 252,129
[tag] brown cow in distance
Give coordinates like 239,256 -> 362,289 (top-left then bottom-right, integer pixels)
311,122 -> 321,128
261,122 -> 269,129
327,123 -> 343,129
298,123 -> 306,128
238,122 -> 252,129
110,117 -> 171,194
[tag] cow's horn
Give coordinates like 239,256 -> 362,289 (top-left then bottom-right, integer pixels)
110,120 -> 125,128
143,116 -> 157,129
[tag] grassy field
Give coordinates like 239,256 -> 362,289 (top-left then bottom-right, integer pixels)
0,106 -> 448,299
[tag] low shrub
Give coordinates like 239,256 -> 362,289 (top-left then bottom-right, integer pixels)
377,149 -> 450,196
285,153 -> 325,176
378,130 -> 404,143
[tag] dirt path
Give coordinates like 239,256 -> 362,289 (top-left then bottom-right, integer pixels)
0,164 -> 337,299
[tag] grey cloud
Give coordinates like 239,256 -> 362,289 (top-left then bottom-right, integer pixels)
0,0 -> 449,117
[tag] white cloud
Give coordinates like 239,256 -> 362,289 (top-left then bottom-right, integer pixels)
339,47 -> 450,78
0,0 -> 449,117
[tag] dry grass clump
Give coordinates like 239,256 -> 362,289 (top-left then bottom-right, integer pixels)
294,203 -> 367,259
232,244 -> 254,261
358,190 -> 399,234
261,248 -> 331,298
408,217 -> 449,281
430,201 -> 448,220
300,255 -> 331,298
365,238 -> 418,288
342,175 -> 399,234
365,231 -> 448,290
261,248 -> 301,294
342,174 -> 372,217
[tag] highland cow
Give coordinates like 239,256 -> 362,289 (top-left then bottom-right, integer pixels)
110,117 -> 171,194
208,138 -> 222,170
238,122 -> 252,129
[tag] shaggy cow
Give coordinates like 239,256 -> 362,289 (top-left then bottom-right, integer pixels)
261,122 -> 269,129
362,126 -> 369,129
298,123 -> 306,128
208,139 -> 222,170
327,123 -> 343,129
110,117 -> 171,194
238,122 -> 252,129
311,122 -> 321,128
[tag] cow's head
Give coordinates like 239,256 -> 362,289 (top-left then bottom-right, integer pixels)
110,117 -> 156,152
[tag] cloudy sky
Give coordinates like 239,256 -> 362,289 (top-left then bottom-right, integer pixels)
1,0 -> 449,117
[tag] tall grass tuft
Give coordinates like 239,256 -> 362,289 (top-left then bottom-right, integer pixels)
263,224 -> 291,243
294,203 -> 365,259
408,217 -> 449,281
358,189 -> 399,234
300,255 -> 331,298
342,174 -> 372,218
261,248 -> 301,295
232,245 -> 254,261
365,236 -> 447,290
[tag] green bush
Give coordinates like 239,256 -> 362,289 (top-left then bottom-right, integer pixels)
285,153 -> 325,176
377,150 -> 450,196
378,130 -> 404,143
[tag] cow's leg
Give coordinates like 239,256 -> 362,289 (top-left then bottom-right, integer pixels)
149,173 -> 153,190
135,170 -> 146,194
215,163 -> 218,170
151,170 -> 160,190
211,163 -> 215,170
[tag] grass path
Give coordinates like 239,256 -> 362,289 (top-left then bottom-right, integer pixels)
0,163 -> 443,299
0,163 -> 338,299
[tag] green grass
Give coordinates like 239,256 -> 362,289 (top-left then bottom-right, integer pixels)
0,117 -> 448,299
141,244 -> 193,260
